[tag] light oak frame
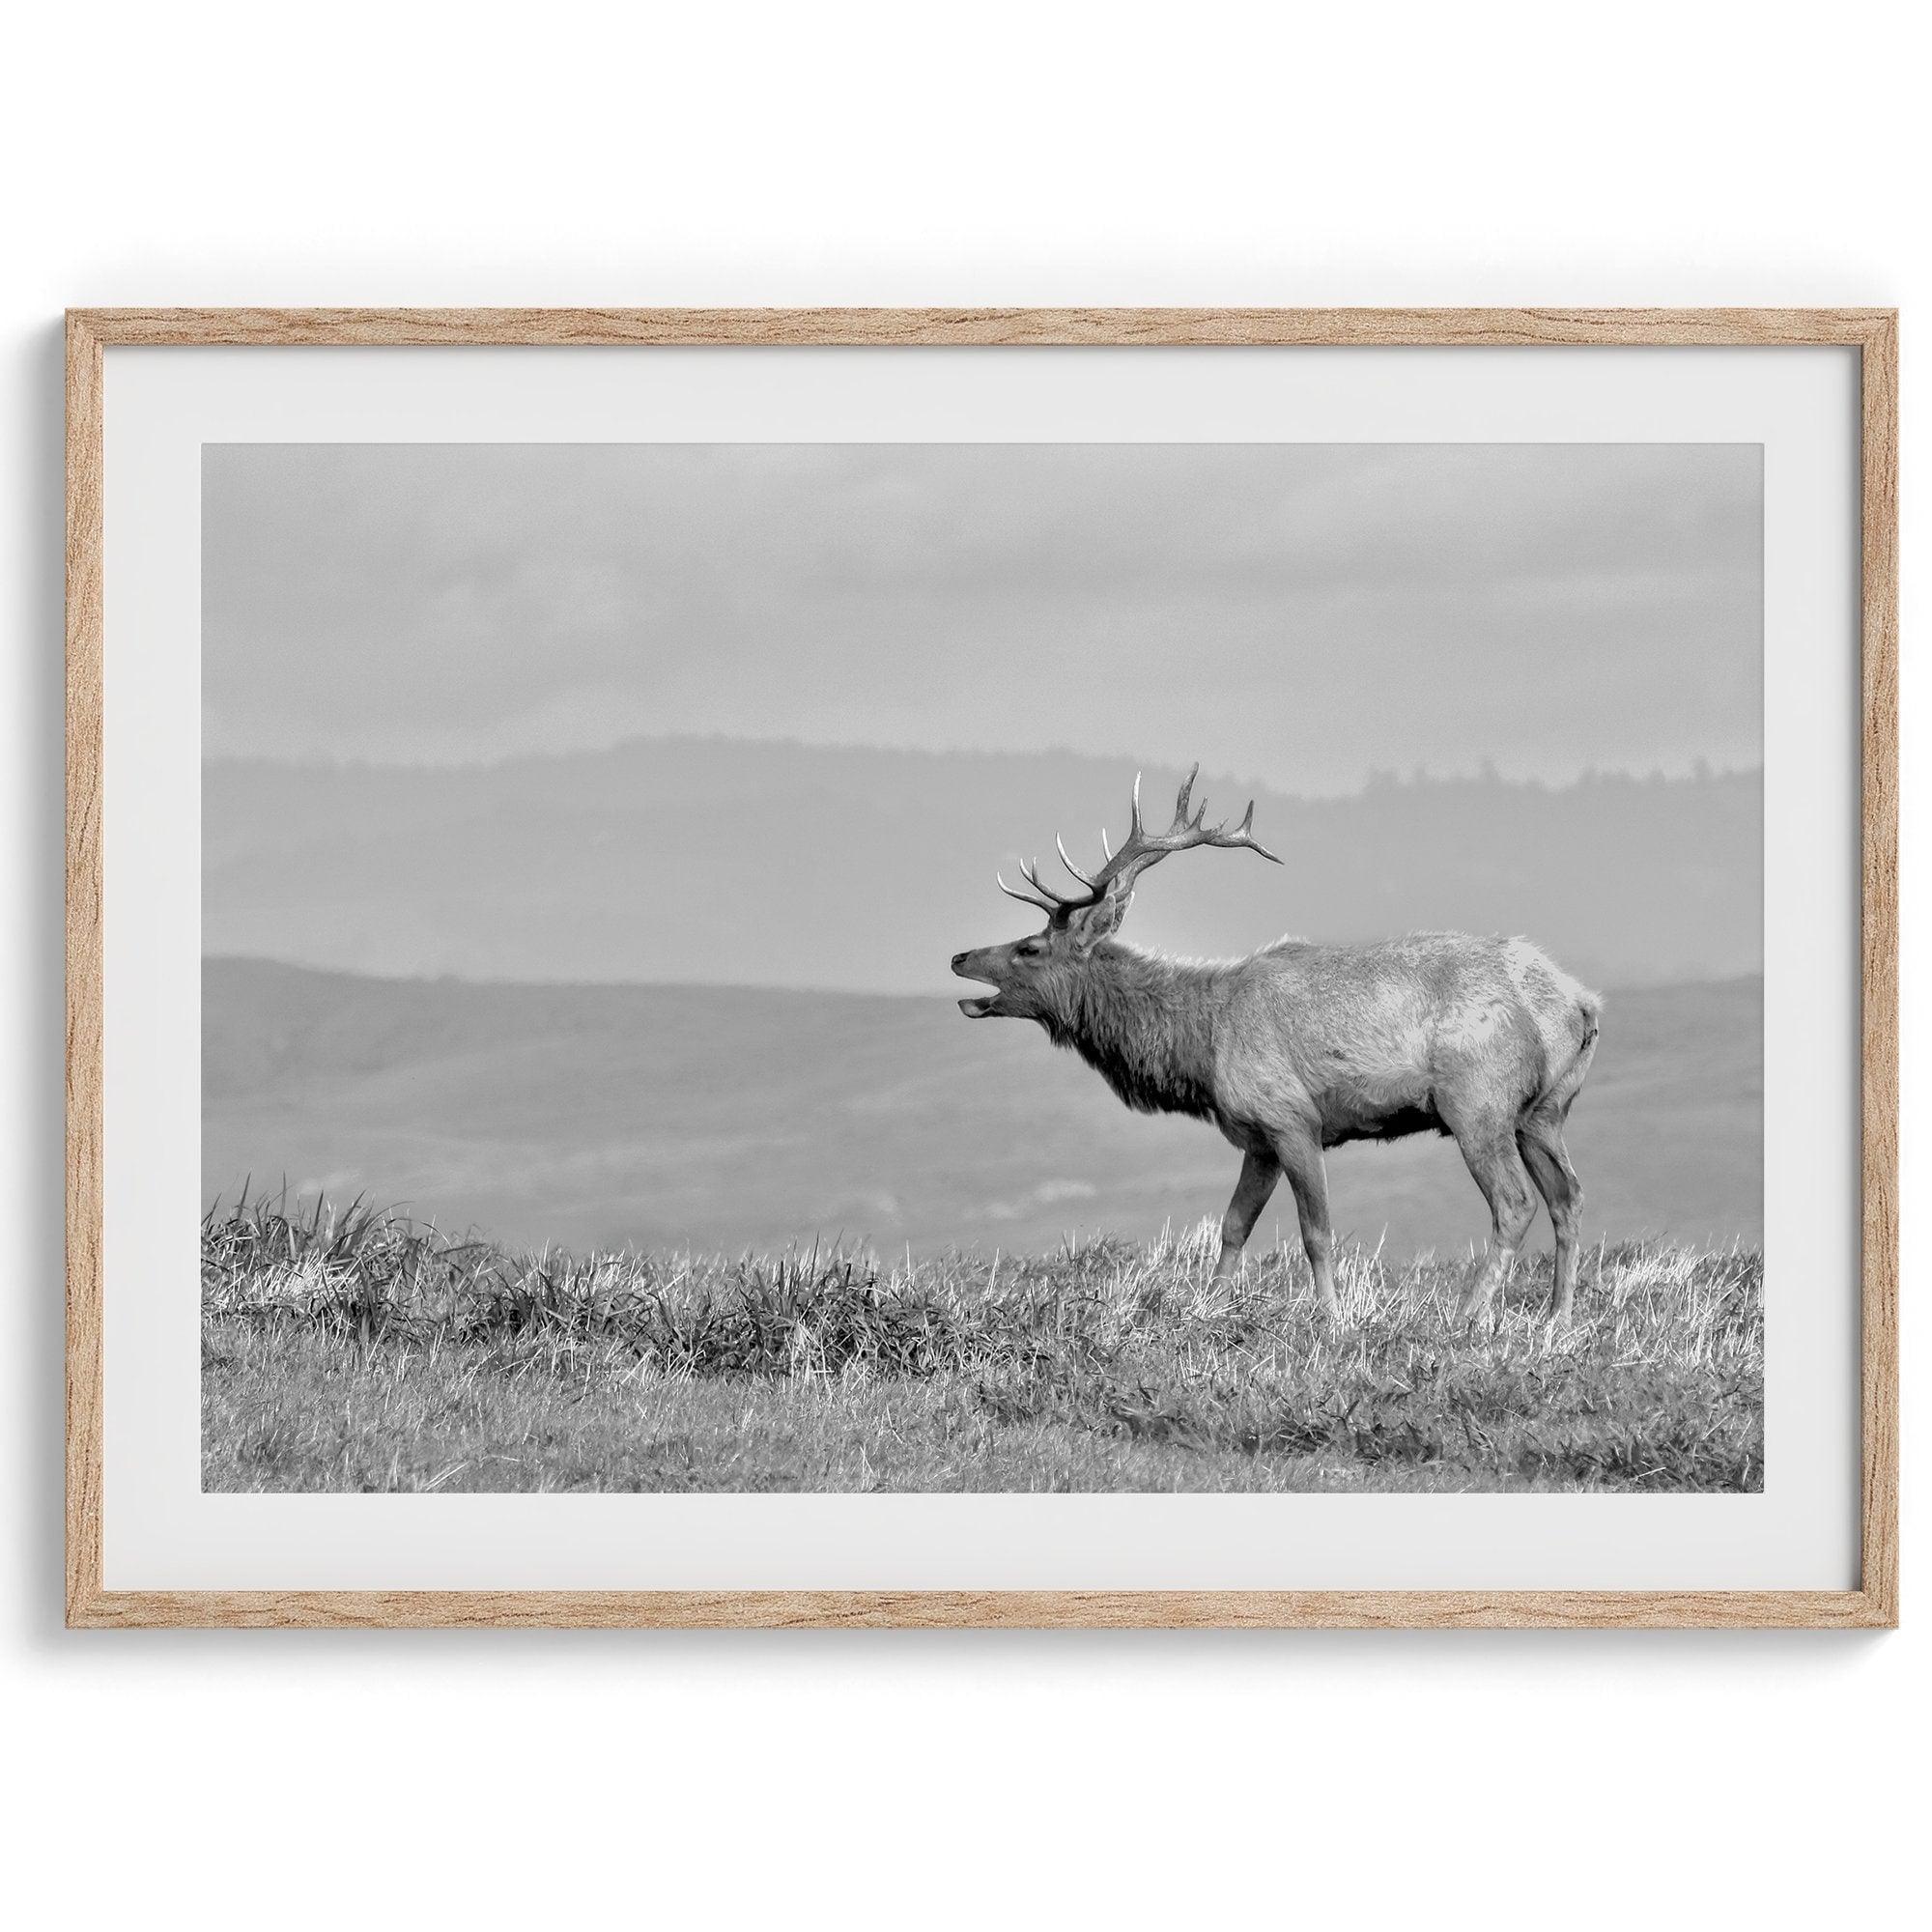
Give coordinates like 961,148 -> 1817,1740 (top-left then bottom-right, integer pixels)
65,307 -> 1899,1630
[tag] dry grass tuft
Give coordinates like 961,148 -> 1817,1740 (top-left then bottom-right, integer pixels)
202,1195 -> 1763,1493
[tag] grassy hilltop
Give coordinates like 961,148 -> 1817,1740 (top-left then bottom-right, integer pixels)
203,1197 -> 1763,1494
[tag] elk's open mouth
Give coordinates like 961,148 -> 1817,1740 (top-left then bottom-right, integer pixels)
952,960 -> 1003,1018
951,952 -> 1004,1017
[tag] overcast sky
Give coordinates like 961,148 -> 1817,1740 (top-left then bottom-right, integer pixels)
203,441 -> 1761,792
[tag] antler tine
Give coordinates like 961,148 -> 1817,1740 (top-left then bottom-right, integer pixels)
1204,796 -> 1284,865
996,870 -> 1063,915
1020,856 -> 1080,904
1170,762 -> 1199,832
1054,834 -> 1097,890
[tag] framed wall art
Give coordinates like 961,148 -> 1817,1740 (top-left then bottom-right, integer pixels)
65,307 -> 1897,1629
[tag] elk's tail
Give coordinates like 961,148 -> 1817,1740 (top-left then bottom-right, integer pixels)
1544,988 -> 1602,1121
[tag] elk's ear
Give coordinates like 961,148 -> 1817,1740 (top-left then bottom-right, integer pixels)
1065,892 -> 1130,954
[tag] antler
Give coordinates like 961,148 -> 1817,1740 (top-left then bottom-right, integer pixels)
997,763 -> 1281,917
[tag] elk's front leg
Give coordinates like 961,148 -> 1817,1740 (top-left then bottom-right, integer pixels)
1272,1133 -> 1340,1321
1213,1149 -> 1280,1280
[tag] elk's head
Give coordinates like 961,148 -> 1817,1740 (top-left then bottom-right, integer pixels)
951,765 -> 1280,1019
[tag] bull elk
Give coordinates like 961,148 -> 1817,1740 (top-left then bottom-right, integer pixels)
951,767 -> 1601,1323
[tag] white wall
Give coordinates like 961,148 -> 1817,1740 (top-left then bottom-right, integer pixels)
3,4 -> 1920,1925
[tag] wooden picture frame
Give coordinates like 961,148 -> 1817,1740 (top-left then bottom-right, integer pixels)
66,307 -> 1898,1630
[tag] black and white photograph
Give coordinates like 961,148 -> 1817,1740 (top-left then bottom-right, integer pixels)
200,439 -> 1764,1494
22,4 -> 1921,1920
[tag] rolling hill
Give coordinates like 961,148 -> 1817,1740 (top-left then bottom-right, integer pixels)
204,958 -> 1761,1261
205,740 -> 1760,994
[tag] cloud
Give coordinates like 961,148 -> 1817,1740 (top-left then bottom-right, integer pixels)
204,441 -> 1761,791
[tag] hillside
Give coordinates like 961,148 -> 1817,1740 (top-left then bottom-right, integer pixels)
204,740 -> 1760,992
204,959 -> 1762,1260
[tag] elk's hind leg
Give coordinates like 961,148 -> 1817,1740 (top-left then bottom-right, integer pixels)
1518,1110 -> 1584,1324
1447,1117 -> 1539,1327
1214,1149 -> 1280,1281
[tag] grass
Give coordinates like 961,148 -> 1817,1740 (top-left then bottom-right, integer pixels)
201,1195 -> 1764,1493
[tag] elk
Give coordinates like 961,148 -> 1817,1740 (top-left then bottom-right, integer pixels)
951,767 -> 1602,1324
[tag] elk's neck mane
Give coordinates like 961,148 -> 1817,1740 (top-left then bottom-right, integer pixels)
1037,942 -> 1228,1120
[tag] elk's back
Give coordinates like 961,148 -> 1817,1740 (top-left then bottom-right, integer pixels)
1211,932 -> 1599,1146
